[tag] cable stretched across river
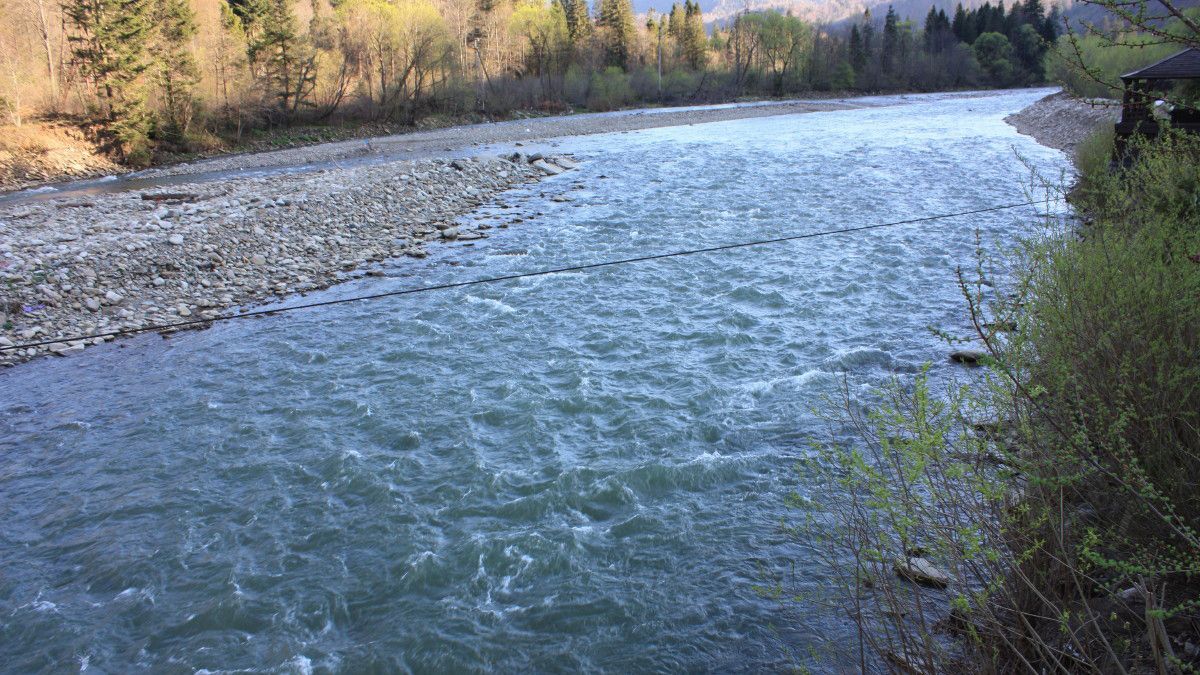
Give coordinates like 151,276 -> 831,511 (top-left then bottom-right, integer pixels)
0,199 -> 1060,353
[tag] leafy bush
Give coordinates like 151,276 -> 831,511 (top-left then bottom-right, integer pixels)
586,67 -> 634,111
662,69 -> 702,102
1049,34 -> 1179,99
807,129 -> 1200,672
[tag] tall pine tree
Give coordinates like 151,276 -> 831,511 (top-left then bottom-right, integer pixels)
881,6 -> 899,76
596,0 -> 635,69
64,0 -> 154,162
848,24 -> 866,73
151,0 -> 199,141
682,0 -> 706,69
564,0 -> 592,47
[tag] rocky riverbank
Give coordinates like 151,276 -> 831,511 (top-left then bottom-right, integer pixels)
0,152 -> 576,366
0,121 -> 123,193
1004,90 -> 1119,157
132,98 -> 863,182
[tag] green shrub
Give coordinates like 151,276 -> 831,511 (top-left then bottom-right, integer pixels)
662,69 -> 701,102
1049,34 -> 1179,99
807,128 -> 1200,673
586,67 -> 634,111
1072,125 -> 1115,188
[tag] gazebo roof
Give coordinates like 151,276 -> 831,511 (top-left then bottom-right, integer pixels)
1122,47 -> 1200,81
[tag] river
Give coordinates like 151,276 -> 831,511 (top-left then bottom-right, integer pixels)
0,89 -> 1069,672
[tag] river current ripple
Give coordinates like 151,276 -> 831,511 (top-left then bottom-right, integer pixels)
0,89 -> 1069,672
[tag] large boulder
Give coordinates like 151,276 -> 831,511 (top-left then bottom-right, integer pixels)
949,349 -> 987,366
531,159 -> 564,176
893,556 -> 951,588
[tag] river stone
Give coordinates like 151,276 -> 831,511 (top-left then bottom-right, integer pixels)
949,349 -> 987,366
0,151 -> 556,365
894,557 -> 951,588
553,157 -> 579,170
531,160 -> 563,176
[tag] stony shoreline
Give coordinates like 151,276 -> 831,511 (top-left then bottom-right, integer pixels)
0,152 -> 576,366
0,89 -> 1080,368
1004,90 -> 1119,157
129,99 -> 862,183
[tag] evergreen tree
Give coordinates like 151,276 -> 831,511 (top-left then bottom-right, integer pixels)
1040,5 -> 1060,43
861,9 -> 874,58
848,24 -> 866,72
667,2 -> 684,41
564,0 -> 591,45
952,3 -> 977,43
925,8 -> 951,53
1020,0 -> 1044,25
246,0 -> 313,119
881,5 -> 899,75
64,0 -> 154,162
974,2 -> 991,39
990,1 -> 1007,33
596,0 -> 635,69
923,6 -> 939,52
682,0 -> 706,69
151,0 -> 199,141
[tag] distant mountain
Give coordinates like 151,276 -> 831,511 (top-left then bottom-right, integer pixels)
631,0 -> 1199,30
628,0 -> 1200,41
632,0 -> 1002,23
700,0 -> 1049,25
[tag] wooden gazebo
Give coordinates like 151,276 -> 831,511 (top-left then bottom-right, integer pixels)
1115,47 -> 1200,155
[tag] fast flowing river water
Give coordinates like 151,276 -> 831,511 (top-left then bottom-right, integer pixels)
0,89 -> 1070,672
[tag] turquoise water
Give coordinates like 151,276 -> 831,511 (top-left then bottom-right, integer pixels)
0,90 -> 1069,672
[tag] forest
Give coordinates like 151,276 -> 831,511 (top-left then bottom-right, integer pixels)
0,0 -> 1059,164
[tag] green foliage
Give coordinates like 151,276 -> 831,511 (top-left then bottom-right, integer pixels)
562,0 -> 591,45
756,11 -> 811,94
661,68 -> 700,100
64,0 -> 155,162
510,0 -> 569,81
1072,124 -> 1115,185
803,127 -> 1200,673
681,0 -> 706,69
843,0 -> 1049,92
1049,33 -> 1180,99
831,61 -> 856,90
151,0 -> 199,142
972,31 -> 1016,86
48,0 -> 1062,168
586,65 -> 633,110
596,0 -> 636,70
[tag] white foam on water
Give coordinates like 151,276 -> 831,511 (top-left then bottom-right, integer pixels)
734,367 -> 830,393
285,654 -> 314,675
688,450 -> 731,466
465,295 -> 516,314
